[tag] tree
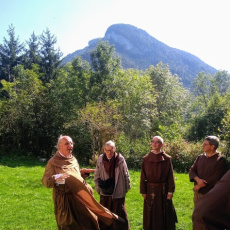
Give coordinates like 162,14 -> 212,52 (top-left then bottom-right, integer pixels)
71,57 -> 91,107
220,102 -> 230,159
213,70 -> 230,96
192,72 -> 213,107
148,63 -> 190,136
112,69 -> 156,140
0,64 -> 48,155
186,71 -> 230,141
0,24 -> 24,82
39,28 -> 62,83
23,32 -> 40,69
89,40 -> 121,101
187,93 -> 226,141
76,102 -> 121,159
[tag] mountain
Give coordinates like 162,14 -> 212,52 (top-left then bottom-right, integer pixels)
62,24 -> 217,87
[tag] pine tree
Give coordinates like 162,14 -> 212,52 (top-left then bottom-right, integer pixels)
39,28 -> 62,83
0,24 -> 24,81
24,32 -> 40,69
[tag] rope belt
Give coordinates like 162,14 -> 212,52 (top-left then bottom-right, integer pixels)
147,182 -> 165,186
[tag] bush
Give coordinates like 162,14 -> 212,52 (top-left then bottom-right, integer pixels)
116,135 -> 203,172
115,134 -> 151,169
164,139 -> 202,173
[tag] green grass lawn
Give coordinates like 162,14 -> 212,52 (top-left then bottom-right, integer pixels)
0,156 -> 194,230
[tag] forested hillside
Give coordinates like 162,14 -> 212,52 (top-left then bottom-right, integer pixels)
62,24 -> 217,87
0,25 -> 230,170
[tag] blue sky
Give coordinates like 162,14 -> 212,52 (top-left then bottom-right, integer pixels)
1,0 -> 230,72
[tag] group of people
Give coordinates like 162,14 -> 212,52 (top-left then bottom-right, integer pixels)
42,135 -> 230,230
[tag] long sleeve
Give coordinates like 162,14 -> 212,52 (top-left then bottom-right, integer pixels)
167,160 -> 175,193
41,161 -> 56,188
189,156 -> 199,182
122,160 -> 131,193
140,160 -> 147,194
94,159 -> 101,194
205,157 -> 228,187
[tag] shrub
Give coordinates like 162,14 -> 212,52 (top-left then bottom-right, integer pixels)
164,139 -> 202,173
115,134 -> 150,169
115,135 -> 204,172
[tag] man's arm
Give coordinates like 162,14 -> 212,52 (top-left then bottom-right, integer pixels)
140,160 -> 147,196
192,176 -> 207,191
122,160 -> 131,192
167,160 -> 175,199
41,161 -> 70,187
204,157 -> 228,187
189,156 -> 201,182
93,159 -> 101,194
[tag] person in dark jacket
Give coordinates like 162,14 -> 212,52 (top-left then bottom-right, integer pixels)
189,135 -> 228,207
192,170 -> 230,230
140,136 -> 177,230
94,140 -> 131,230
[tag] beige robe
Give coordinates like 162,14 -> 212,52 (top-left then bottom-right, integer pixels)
42,152 -> 121,230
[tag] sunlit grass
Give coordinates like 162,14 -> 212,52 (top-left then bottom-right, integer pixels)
0,157 -> 193,229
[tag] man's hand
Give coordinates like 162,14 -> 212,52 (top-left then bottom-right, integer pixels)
80,168 -> 96,174
193,177 -> 207,191
193,184 -> 201,192
167,193 -> 173,200
80,168 -> 96,179
142,194 -> 147,199
196,178 -> 207,186
55,173 -> 70,181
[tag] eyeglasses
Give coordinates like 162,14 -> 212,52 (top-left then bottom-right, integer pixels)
151,140 -> 162,144
104,148 -> 113,152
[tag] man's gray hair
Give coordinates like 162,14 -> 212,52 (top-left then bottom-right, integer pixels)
105,140 -> 116,147
152,136 -> 164,144
205,135 -> 219,150
56,135 -> 72,149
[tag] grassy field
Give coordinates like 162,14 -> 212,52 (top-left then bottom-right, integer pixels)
0,156 -> 194,230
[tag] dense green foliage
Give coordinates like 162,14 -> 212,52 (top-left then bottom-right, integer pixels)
1,25 -> 230,169
0,156 -> 193,230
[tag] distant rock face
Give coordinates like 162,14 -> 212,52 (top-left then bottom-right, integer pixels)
88,38 -> 101,46
105,31 -> 134,51
62,23 -> 217,87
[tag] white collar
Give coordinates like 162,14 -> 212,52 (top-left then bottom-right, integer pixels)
59,151 -> 72,159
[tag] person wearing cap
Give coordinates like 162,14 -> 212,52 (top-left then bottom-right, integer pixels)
140,136 -> 177,230
189,135 -> 228,207
42,135 -> 123,230
94,140 -> 131,230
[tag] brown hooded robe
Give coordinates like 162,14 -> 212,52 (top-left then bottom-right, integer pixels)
140,151 -> 177,230
192,170 -> 230,230
42,152 -> 122,230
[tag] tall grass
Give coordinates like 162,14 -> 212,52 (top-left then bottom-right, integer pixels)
0,156 -> 193,230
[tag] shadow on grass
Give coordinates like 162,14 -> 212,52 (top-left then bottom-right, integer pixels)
0,154 -> 91,168
0,154 -> 48,168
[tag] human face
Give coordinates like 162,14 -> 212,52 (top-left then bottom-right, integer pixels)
202,140 -> 215,154
58,136 -> 74,157
151,138 -> 163,153
104,145 -> 115,159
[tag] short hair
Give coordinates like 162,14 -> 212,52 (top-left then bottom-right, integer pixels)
105,140 -> 116,148
57,135 -> 72,149
205,136 -> 219,150
152,136 -> 164,144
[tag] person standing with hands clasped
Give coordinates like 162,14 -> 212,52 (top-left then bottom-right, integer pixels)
189,135 -> 228,207
140,136 -> 177,230
94,140 -> 131,230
